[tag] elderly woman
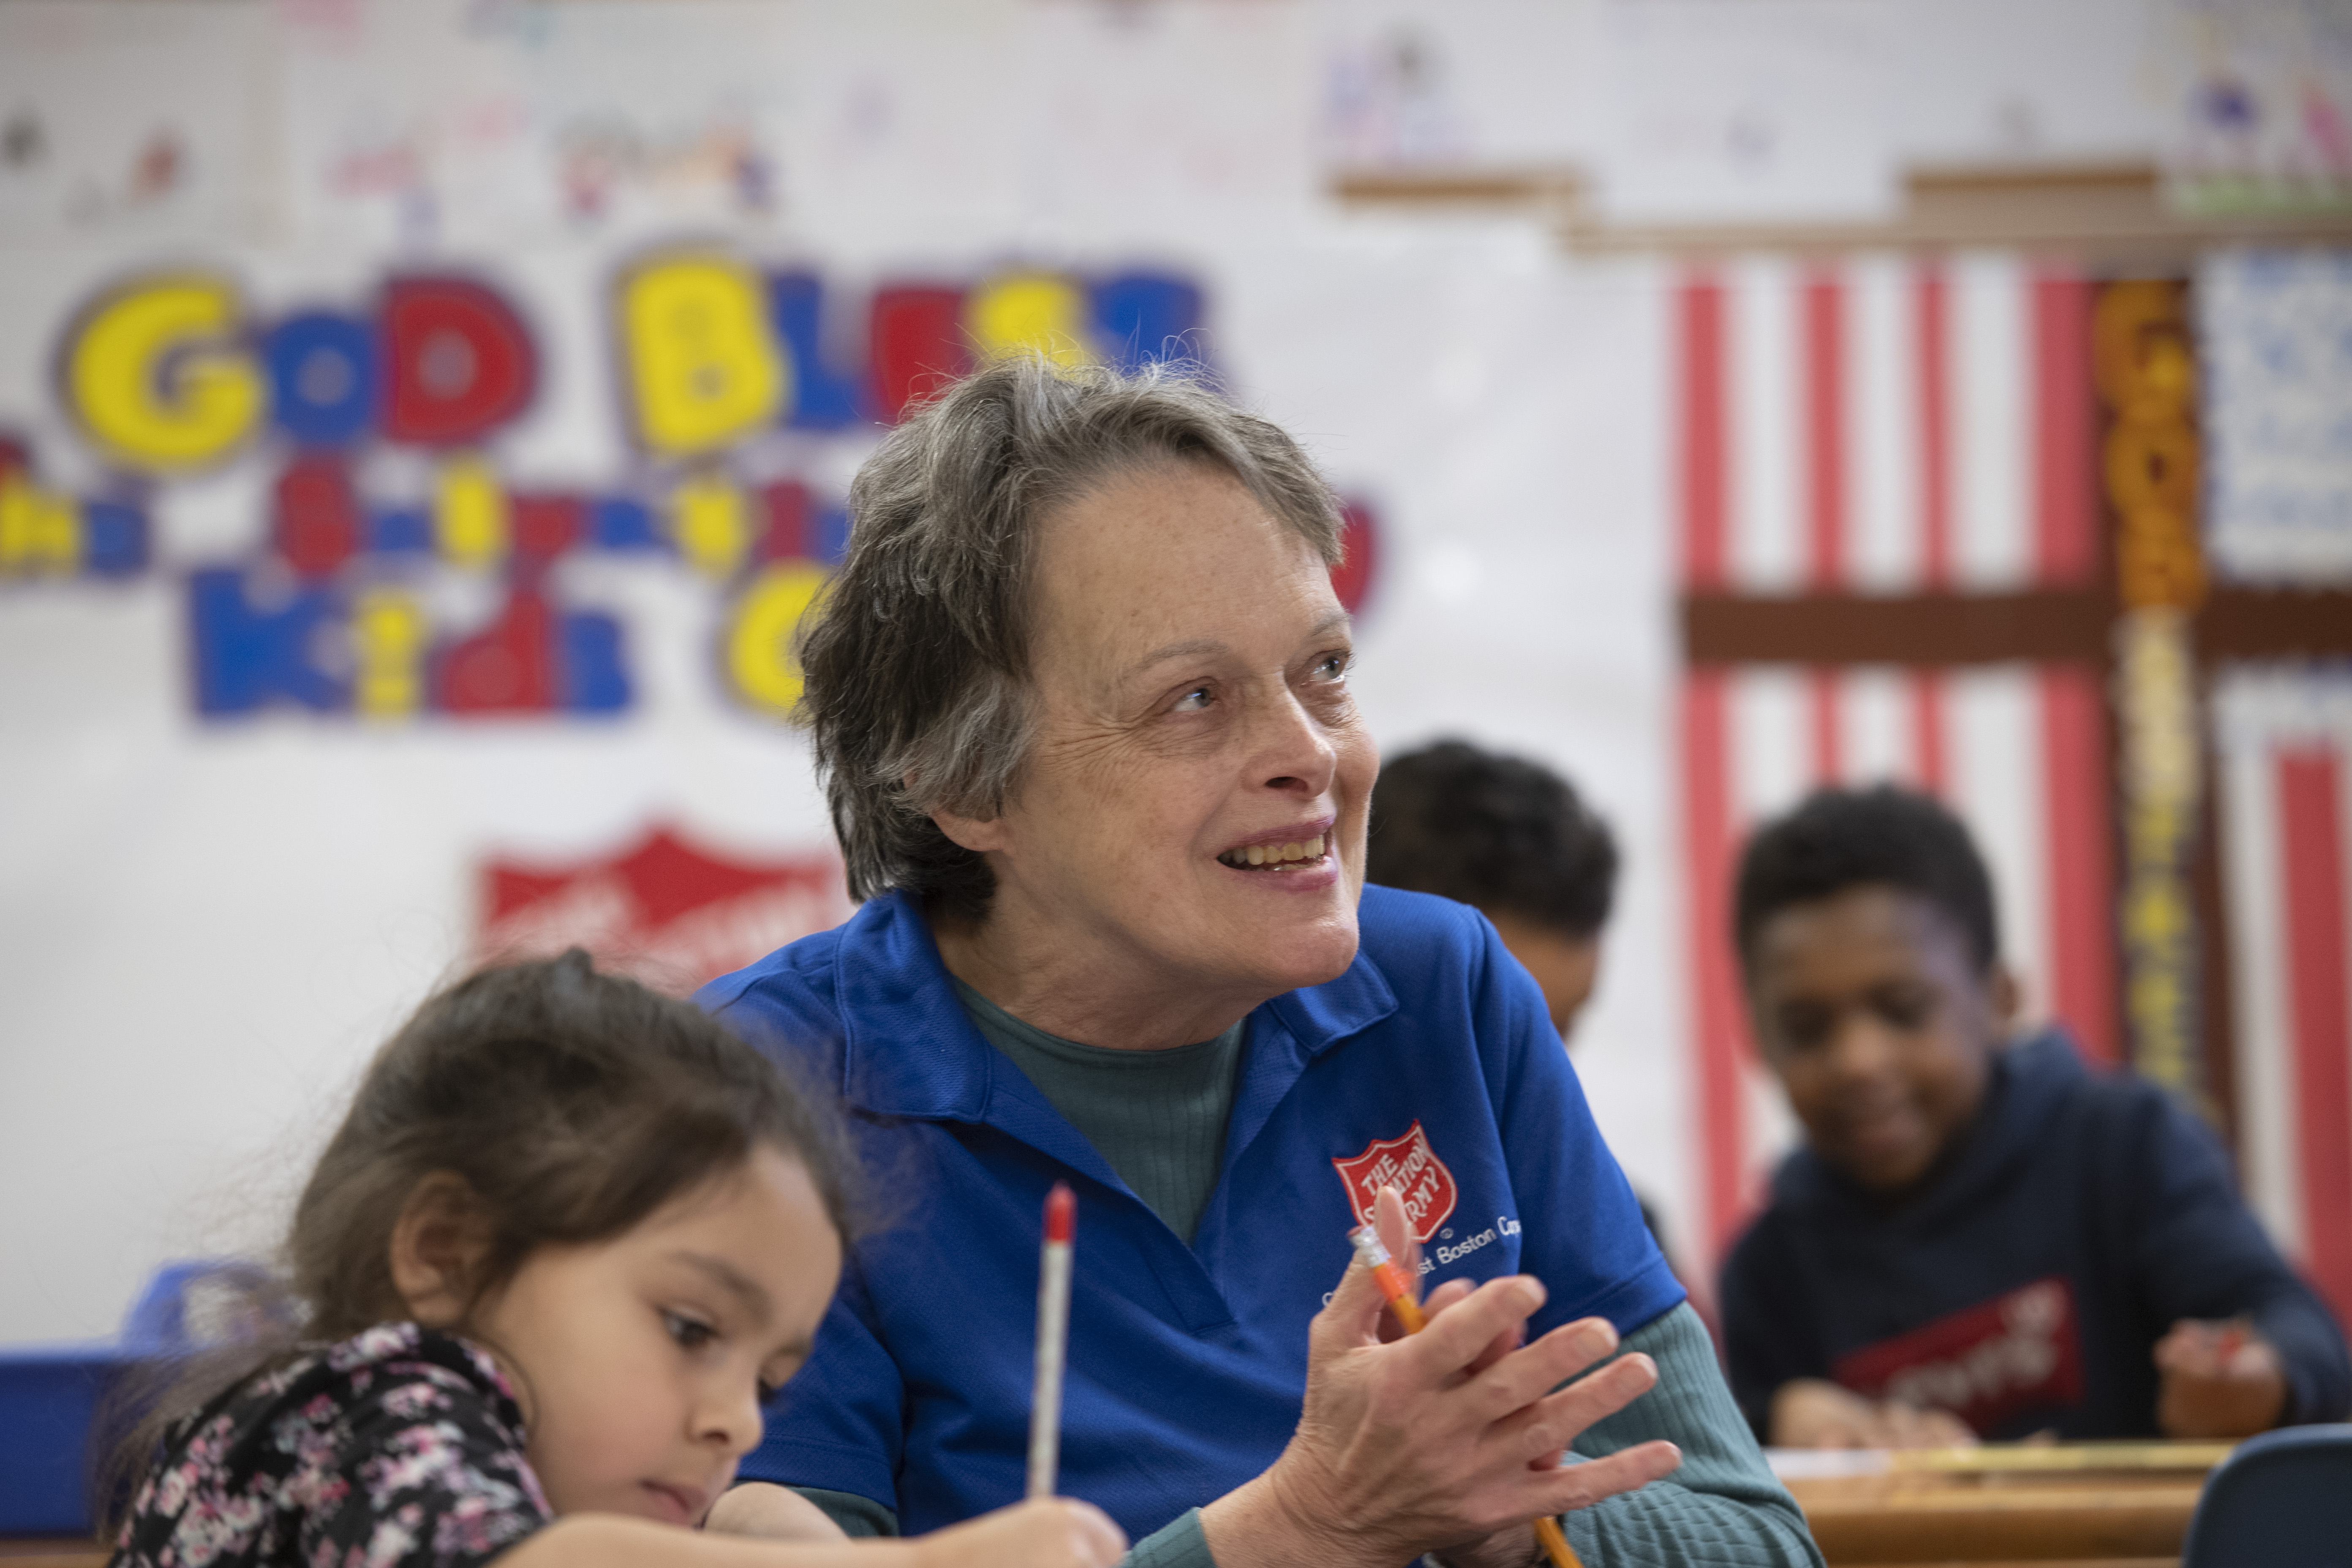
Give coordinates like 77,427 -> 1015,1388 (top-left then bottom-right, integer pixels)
703,359 -> 1817,1568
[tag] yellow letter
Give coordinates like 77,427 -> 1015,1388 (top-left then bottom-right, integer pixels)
728,562 -> 829,716
436,455 -> 508,569
672,470 -> 753,579
0,475 -> 80,574
966,272 -> 1094,367
621,256 -> 786,457
66,275 -> 261,471
352,588 -> 430,719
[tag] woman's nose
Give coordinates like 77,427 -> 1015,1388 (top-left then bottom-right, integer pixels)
1252,689 -> 1337,795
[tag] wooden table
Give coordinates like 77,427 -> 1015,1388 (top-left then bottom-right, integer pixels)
0,1541 -> 104,1568
11,1444 -> 2231,1568
1780,1442 -> 2229,1567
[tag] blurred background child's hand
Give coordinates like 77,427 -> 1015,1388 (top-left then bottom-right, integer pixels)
1768,1377 -> 1978,1450
909,1497 -> 1126,1568
2154,1318 -> 2287,1438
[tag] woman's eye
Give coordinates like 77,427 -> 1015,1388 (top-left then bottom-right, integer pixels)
664,1312 -> 716,1350
1171,686 -> 1213,713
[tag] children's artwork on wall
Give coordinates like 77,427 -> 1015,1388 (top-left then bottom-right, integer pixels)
2157,0 -> 2352,218
0,2 -> 272,242
1593,0 -> 1901,225
2201,248 -> 2352,582
277,0 -> 800,249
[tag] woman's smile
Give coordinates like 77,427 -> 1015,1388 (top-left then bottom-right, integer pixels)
1214,819 -> 1337,883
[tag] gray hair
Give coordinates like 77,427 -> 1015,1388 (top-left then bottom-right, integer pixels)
799,355 -> 1346,920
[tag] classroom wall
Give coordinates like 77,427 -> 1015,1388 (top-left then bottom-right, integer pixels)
5,0 -> 2344,1346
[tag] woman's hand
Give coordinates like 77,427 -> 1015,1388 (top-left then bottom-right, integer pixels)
2154,1318 -> 2287,1438
908,1498 -> 1127,1568
1201,1193 -> 1680,1568
1766,1379 -> 1976,1450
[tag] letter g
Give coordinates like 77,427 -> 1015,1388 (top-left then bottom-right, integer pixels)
66,275 -> 261,471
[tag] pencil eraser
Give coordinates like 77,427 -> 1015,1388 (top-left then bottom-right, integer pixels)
1045,1181 -> 1075,1244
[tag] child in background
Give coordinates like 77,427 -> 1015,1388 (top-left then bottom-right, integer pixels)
1720,786 -> 2350,1449
1367,739 -> 1619,1042
1367,740 -> 1683,1256
108,952 -> 1124,1568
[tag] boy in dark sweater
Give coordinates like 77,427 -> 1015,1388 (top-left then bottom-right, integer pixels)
1719,786 -> 2350,1448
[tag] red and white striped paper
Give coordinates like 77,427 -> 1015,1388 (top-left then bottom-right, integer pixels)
2218,675 -> 2352,1331
1674,256 -> 2119,1269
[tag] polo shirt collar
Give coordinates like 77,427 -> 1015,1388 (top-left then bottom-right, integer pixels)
831,889 -> 1400,1125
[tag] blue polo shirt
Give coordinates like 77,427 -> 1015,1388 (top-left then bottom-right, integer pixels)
700,884 -> 1683,1540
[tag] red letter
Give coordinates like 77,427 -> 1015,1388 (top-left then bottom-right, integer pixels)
869,286 -> 968,424
383,278 -> 537,446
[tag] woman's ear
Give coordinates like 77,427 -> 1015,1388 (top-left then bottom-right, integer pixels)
388,1172 -> 492,1328
928,805 -> 1007,854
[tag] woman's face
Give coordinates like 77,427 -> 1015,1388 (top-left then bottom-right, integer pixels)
945,462 -> 1377,1016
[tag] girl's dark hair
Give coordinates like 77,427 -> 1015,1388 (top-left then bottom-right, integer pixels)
105,950 -> 850,1531
289,949 -> 850,1334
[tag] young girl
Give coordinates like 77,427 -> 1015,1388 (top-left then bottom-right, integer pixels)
108,952 -> 1125,1568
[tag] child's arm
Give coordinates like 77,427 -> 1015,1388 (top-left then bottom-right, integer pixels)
1766,1377 -> 1976,1450
706,1484 -> 857,1542
2126,1088 -> 2352,1432
495,1497 -> 1124,1568
2152,1318 -> 2288,1438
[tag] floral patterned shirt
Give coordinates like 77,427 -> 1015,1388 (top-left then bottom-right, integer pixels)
111,1323 -> 551,1568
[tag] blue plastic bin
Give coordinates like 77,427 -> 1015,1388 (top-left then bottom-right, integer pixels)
0,1263 -> 269,1537
0,1341 -> 131,1535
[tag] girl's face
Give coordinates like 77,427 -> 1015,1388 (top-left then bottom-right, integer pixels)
471,1146 -> 843,1525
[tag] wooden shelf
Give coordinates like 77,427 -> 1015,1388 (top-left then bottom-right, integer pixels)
1331,160 -> 2352,263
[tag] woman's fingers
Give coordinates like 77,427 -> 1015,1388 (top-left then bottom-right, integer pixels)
1374,1184 -> 1426,1285
1526,1440 -> 1682,1517
1313,1249 -> 1392,1351
1061,1499 -> 1130,1567
1466,1315 -> 1623,1419
1412,1274 -> 1549,1375
1423,1277 -> 1479,1316
1489,1352 -> 1658,1462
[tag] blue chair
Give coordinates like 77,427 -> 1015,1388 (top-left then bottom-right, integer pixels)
2180,1424 -> 2352,1568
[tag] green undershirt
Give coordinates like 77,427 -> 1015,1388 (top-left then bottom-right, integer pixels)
782,987 -> 1820,1568
951,975 -> 1246,1245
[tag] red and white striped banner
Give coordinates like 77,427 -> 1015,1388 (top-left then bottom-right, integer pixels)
1675,256 -> 2119,1269
2217,674 -> 2352,1330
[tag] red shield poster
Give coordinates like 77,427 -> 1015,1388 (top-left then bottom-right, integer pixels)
477,825 -> 852,994
1332,1121 -> 1459,1243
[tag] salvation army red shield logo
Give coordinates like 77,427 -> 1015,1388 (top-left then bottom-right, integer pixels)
476,824 -> 851,994
1332,1121 -> 1459,1243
